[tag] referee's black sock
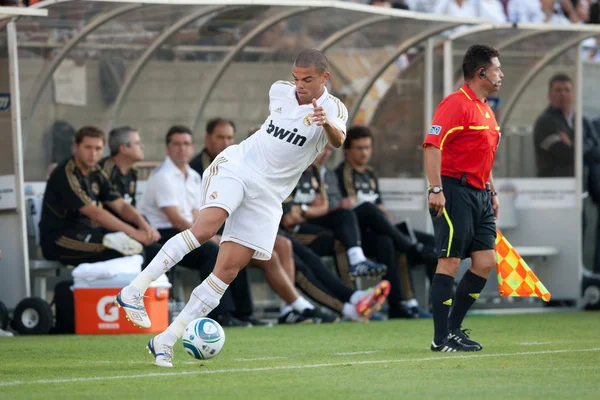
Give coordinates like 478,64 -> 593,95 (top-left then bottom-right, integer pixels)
448,269 -> 488,330
430,273 -> 455,344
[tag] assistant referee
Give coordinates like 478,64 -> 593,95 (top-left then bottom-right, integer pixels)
423,44 -> 503,352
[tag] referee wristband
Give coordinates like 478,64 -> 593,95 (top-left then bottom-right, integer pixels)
490,191 -> 498,197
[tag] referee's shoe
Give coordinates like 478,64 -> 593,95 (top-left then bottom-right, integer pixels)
450,327 -> 482,350
430,332 -> 480,352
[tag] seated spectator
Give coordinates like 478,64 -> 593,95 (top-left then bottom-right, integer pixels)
434,0 -> 507,24
98,126 -> 142,207
138,125 -> 259,327
39,126 -> 159,265
281,230 -> 391,322
508,0 -> 571,24
281,164 -> 387,279
334,126 -> 439,318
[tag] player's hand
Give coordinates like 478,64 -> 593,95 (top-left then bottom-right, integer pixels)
209,235 -> 221,246
148,228 -> 161,243
428,192 -> 446,217
559,131 -> 573,147
290,205 -> 306,223
339,197 -> 356,209
312,99 -> 328,127
491,195 -> 500,220
130,229 -> 154,246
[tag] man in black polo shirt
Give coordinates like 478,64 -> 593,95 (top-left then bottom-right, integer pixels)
39,126 -> 159,264
98,126 -> 142,208
189,117 -> 235,176
281,164 -> 387,279
534,73 -> 600,178
534,74 -> 600,275
335,125 -> 437,319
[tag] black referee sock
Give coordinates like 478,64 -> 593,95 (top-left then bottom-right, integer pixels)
448,269 -> 488,331
430,273 -> 455,344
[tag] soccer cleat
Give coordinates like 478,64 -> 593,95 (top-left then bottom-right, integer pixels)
450,328 -> 482,350
388,302 -> 419,319
301,308 -> 339,324
102,232 -> 143,256
356,280 -> 391,320
214,313 -> 252,328
236,315 -> 273,327
114,289 -> 151,328
349,259 -> 387,278
430,333 -> 480,352
147,336 -> 174,367
278,310 -> 314,324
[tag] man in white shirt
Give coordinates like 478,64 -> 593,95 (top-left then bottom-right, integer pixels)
117,49 -> 347,367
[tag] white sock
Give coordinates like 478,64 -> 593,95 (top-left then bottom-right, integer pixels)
349,290 -> 368,305
280,305 -> 293,316
128,230 -> 200,294
290,296 -> 314,312
160,273 -> 228,346
347,246 -> 367,266
402,298 -> 419,308
342,302 -> 360,321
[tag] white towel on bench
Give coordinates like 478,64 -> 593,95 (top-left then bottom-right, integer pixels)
72,255 -> 143,282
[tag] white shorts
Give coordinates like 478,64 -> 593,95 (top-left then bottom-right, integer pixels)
199,154 -> 282,261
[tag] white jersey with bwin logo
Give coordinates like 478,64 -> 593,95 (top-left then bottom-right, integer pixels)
223,81 -> 348,201
201,81 -> 347,260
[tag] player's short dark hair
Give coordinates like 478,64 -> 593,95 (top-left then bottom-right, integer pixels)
294,49 -> 329,75
548,73 -> 573,89
462,44 -> 500,80
108,125 -> 136,156
206,118 -> 236,135
165,125 -> 193,145
75,126 -> 105,145
344,125 -> 374,150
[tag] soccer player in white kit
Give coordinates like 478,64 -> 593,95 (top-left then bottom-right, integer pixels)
116,49 -> 348,367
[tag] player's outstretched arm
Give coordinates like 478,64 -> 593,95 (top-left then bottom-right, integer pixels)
312,98 -> 344,148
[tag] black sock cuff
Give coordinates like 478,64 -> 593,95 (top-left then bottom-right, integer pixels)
462,269 -> 488,290
432,273 -> 455,288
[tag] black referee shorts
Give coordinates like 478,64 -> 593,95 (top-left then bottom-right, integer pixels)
429,176 -> 496,259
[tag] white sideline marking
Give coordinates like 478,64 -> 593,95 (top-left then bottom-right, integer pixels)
518,342 -> 554,346
334,351 -> 380,356
1,348 -> 598,387
233,356 -> 287,361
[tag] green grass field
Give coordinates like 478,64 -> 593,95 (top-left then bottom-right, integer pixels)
1,312 -> 599,399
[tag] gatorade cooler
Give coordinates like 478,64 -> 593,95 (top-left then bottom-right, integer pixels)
74,274 -> 171,335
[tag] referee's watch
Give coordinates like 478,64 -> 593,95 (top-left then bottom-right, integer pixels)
300,204 -> 308,216
428,185 -> 443,194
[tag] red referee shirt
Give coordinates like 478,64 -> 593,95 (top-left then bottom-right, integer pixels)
423,83 -> 501,190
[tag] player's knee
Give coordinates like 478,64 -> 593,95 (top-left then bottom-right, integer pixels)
275,236 -> 292,257
472,260 -> 495,276
436,257 -> 461,277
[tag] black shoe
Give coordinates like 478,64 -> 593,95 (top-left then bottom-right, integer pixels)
349,260 -> 387,278
450,328 -> 482,350
301,308 -> 340,324
388,302 -> 418,319
237,315 -> 273,327
214,313 -> 252,328
278,310 -> 313,324
430,333 -> 479,352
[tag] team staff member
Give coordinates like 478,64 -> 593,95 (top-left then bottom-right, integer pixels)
424,44 -> 503,352
39,126 -> 159,264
